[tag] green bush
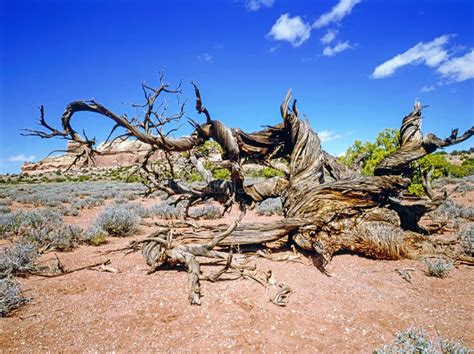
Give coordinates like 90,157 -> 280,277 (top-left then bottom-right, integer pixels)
339,128 -> 400,176
340,128 -> 473,196
213,168 -> 230,180
262,166 -> 285,178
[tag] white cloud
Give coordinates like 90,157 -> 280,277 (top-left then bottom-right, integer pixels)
246,0 -> 274,11
267,13 -> 311,47
197,52 -> 213,62
323,41 -> 352,56
321,29 -> 338,44
420,84 -> 436,93
371,35 -> 451,79
268,44 -> 280,53
314,0 -> 361,29
436,50 -> 474,82
319,130 -> 342,143
8,154 -> 36,162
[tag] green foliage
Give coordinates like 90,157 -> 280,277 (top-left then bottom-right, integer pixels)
341,128 -> 473,196
408,153 -> 451,196
187,171 -> 204,183
213,168 -> 230,180
202,161 -> 231,180
195,140 -> 223,157
261,166 -> 285,178
339,128 -> 400,176
247,165 -> 286,179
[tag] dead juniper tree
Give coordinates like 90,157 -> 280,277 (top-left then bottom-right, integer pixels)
25,74 -> 474,304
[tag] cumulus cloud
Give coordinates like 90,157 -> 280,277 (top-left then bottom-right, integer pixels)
314,0 -> 361,28
267,13 -> 311,47
246,0 -> 275,11
371,35 -> 451,79
436,50 -> 474,82
321,29 -> 338,44
372,35 -> 474,83
318,130 -> 342,143
8,154 -> 36,162
323,41 -> 352,56
420,84 -> 436,93
197,52 -> 213,62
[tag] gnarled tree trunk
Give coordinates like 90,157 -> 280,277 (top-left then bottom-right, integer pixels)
27,75 -> 474,304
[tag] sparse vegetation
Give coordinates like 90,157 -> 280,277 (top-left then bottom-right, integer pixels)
83,226 -> 108,246
95,206 -> 140,237
373,327 -> 471,354
149,201 -> 184,219
256,198 -> 283,216
340,129 -> 474,196
0,277 -> 30,317
458,225 -> 474,256
0,242 -> 38,277
424,257 -> 453,278
189,203 -> 222,219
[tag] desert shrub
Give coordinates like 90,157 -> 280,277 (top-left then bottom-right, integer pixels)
46,225 -> 83,251
374,327 -> 471,354
124,192 -> 139,200
458,225 -> 474,256
66,207 -> 79,216
213,168 -> 231,180
340,128 -> 400,176
0,206 -> 11,214
0,197 -> 12,206
82,226 -> 108,246
149,202 -> 183,219
0,242 -> 38,277
0,213 -> 23,237
256,198 -> 283,216
190,203 -> 222,219
0,277 -> 30,317
95,206 -> 140,236
195,140 -> 223,157
17,222 -> 83,252
432,200 -> 474,224
374,327 -> 436,353
424,257 -> 453,278
19,209 -> 62,230
440,339 -> 472,354
262,166 -> 285,178
118,202 -> 150,218
83,196 -> 105,208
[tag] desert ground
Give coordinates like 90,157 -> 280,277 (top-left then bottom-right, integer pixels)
0,178 -> 472,352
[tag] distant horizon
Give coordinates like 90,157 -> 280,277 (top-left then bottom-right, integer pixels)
1,0 -> 473,174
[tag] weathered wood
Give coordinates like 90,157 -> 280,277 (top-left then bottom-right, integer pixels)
29,77 -> 474,305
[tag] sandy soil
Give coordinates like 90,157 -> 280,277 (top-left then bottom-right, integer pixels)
1,196 -> 473,352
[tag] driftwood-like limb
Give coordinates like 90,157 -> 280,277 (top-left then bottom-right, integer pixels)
375,101 -> 473,176
141,214 -> 244,305
28,259 -> 111,278
29,78 -> 474,305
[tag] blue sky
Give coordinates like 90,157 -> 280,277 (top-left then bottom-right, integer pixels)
1,0 -> 473,174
